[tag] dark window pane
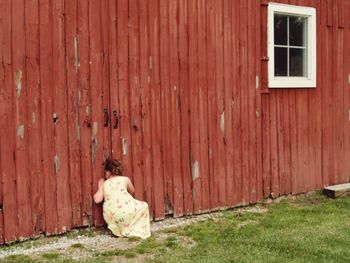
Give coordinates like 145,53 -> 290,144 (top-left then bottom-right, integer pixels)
274,47 -> 288,76
290,48 -> 306,76
274,15 -> 287,45
289,16 -> 306,47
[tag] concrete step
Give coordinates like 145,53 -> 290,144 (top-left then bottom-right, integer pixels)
323,183 -> 350,198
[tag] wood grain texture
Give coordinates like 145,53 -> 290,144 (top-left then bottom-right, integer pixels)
0,0 -> 350,243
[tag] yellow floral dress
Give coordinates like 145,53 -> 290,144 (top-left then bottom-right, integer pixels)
103,176 -> 151,239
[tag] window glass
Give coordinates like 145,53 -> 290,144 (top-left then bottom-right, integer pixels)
273,14 -> 307,77
274,47 -> 288,76
289,16 -> 306,47
290,48 -> 306,76
274,15 -> 287,45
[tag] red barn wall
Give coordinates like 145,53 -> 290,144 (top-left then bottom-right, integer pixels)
0,0 -> 349,243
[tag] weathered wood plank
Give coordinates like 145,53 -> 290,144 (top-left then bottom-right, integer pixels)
65,0 -> 83,228
223,0 -> 234,207
188,0 -> 202,213
324,183 -> 350,198
25,0 -> 45,235
179,0 -> 193,215
13,0 -> 33,238
197,0 -> 210,212
39,0 -> 59,235
247,0 -> 258,203
89,0 -> 104,226
0,0 -> 19,242
139,0 -> 154,219
207,0 -> 219,210
148,0 -> 165,220
159,0 -> 173,215
239,0 -> 250,203
214,0 -> 227,208
129,0 -> 144,201
169,0 -> 184,217
117,0 -> 133,182
232,0 -> 243,204
77,0 -> 93,226
255,0 -> 263,202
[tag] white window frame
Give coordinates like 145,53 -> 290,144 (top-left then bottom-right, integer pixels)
268,3 -> 316,88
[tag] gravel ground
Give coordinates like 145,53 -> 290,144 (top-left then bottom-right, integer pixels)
0,203 -> 270,261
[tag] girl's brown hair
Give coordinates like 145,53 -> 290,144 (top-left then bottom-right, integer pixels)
103,159 -> 123,176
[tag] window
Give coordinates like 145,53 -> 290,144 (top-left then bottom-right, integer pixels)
268,3 -> 316,88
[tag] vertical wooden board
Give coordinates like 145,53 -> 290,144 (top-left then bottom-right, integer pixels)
320,0 -> 333,187
334,4 -> 347,184
39,0 -> 59,235
337,0 -> 344,28
129,0 -> 144,200
179,0 -> 193,215
188,0 -> 202,213
288,0 -> 299,196
303,0 -> 316,193
214,0 -> 227,208
108,0 -> 122,161
0,142 -> 2,243
276,92 -> 286,195
159,0 -> 173,215
304,0 -> 317,191
223,0 -> 234,207
239,0 -> 250,203
282,91 -> 292,194
52,0 -> 72,232
206,0 -> 219,210
308,0 -> 322,190
65,0 -> 83,228
232,0 -> 243,204
261,95 -> 271,197
89,0 -> 104,225
148,0 -> 165,220
294,0 -> 309,193
289,90 -> 299,194
197,0 -> 211,212
25,0 -> 45,234
169,0 -> 184,217
270,92 -> 280,197
100,0 -> 111,166
247,0 -> 258,203
117,0 -> 133,182
326,0 -> 333,27
77,0 -> 93,226
0,0 -> 19,242
0,138 -> 3,243
260,1 -> 271,198
0,7 -> 3,225
295,89 -> 309,193
332,2 -> 344,185
255,0 -> 263,201
12,0 -> 33,238
139,0 -> 154,219
76,0 -> 92,226
343,0 -> 350,183
0,210 -> 4,244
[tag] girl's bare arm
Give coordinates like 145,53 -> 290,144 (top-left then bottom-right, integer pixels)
126,177 -> 135,195
93,179 -> 104,204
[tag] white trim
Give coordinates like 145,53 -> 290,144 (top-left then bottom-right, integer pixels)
268,2 -> 316,88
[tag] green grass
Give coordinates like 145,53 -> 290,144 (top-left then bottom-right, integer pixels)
1,255 -> 35,263
2,193 -> 349,263
41,252 -> 60,260
149,193 -> 350,263
70,243 -> 85,249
